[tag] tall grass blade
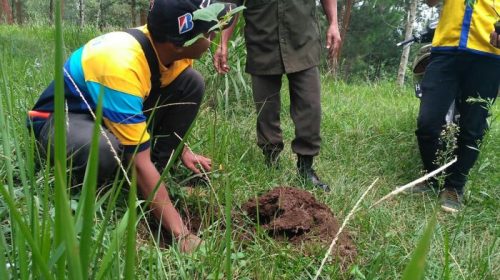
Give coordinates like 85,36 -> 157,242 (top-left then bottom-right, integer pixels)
53,0 -> 67,276
90,179 -> 126,279
40,143 -> 53,264
78,89 -> 104,278
53,0 -> 83,278
16,232 -> 28,280
224,180 -> 233,279
3,64 -> 31,280
0,186 -> 53,280
442,230 -> 450,280
0,230 -> 9,279
401,211 -> 438,280
0,47 -> 20,280
125,170 -> 138,280
96,209 -> 133,280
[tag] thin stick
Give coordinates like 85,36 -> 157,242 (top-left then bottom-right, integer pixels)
371,157 -> 457,208
313,178 -> 379,280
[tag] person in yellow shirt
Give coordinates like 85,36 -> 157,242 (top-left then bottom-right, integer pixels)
28,0 -> 235,252
415,0 -> 499,212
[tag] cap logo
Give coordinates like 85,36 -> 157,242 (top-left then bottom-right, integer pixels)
200,0 -> 211,8
178,13 -> 194,34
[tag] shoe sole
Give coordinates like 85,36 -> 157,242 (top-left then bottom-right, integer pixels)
404,187 -> 438,194
441,205 -> 460,213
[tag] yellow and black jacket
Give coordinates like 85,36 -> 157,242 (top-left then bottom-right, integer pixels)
433,0 -> 500,58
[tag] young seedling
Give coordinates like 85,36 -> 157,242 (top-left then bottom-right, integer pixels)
184,4 -> 245,47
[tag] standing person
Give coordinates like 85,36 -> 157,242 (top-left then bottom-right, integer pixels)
213,0 -> 341,192
415,0 -> 499,212
28,0 -> 236,252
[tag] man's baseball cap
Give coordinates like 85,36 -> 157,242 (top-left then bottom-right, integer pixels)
148,0 -> 236,45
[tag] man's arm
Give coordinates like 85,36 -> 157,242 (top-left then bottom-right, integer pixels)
128,148 -> 200,252
426,0 -> 440,7
490,30 -> 500,48
213,13 -> 239,74
320,0 -> 342,61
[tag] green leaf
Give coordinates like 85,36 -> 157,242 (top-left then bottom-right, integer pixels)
0,185 -> 53,280
53,1 -> 84,278
184,33 -> 206,47
185,5 -> 246,47
401,211 -> 438,280
464,0 -> 477,8
208,6 -> 246,33
193,3 -> 225,22
78,86 -> 104,279
0,230 -> 10,280
124,170 -> 137,280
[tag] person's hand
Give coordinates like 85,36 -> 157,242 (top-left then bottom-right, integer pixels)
213,45 -> 230,74
325,23 -> 342,63
490,30 -> 500,49
178,233 -> 202,253
181,148 -> 212,174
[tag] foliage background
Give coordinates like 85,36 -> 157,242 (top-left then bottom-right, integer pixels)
0,0 -> 441,82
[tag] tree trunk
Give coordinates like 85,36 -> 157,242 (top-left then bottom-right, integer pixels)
139,8 -> 147,25
61,0 -> 64,19
49,0 -> 53,23
0,0 -> 13,24
14,0 -> 22,24
78,0 -> 85,28
98,0 -> 104,31
130,0 -> 136,26
337,0 -> 354,63
397,0 -> 418,87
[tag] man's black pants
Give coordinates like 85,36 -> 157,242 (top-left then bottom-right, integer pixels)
416,53 -> 499,193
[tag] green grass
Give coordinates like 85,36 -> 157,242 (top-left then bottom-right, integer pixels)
0,24 -> 498,279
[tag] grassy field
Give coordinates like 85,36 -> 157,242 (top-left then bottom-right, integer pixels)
0,25 -> 498,279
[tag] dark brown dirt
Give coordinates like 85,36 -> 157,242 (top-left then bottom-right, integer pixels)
138,186 -> 357,265
242,187 -> 357,264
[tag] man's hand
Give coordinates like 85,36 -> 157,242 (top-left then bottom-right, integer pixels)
181,148 -> 212,174
213,45 -> 230,74
490,30 -> 500,49
326,23 -> 342,63
179,233 -> 202,253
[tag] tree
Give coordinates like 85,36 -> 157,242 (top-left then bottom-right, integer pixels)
397,0 -> 418,86
337,0 -> 355,64
0,0 -> 13,24
49,0 -> 53,23
130,0 -> 136,26
14,0 -> 23,24
78,0 -> 85,28
338,0 -> 409,80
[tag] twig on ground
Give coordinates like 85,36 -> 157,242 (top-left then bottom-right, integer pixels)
371,157 -> 457,208
313,178 -> 379,280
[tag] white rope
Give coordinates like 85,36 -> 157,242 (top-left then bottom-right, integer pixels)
371,157 -> 457,208
313,178 -> 379,280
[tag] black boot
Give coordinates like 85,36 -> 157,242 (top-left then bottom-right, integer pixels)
297,155 -> 330,192
263,149 -> 280,168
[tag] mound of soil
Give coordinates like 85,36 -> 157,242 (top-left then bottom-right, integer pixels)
242,187 -> 357,263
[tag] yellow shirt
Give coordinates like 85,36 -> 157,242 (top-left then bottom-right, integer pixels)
432,0 -> 500,58
65,25 -> 192,151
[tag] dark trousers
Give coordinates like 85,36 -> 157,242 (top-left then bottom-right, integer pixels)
416,53 -> 499,193
37,67 -> 204,183
251,66 -> 322,156
143,67 -> 204,171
